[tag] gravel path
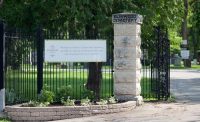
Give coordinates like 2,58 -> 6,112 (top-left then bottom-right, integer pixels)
53,69 -> 200,122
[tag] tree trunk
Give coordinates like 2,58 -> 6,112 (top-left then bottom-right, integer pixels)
85,23 -> 102,100
86,62 -> 102,100
182,0 -> 191,67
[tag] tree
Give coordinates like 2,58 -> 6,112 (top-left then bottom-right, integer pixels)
0,0 -> 185,98
189,0 -> 200,60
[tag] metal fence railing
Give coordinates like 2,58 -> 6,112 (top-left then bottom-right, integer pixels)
141,27 -> 170,101
4,25 -> 114,105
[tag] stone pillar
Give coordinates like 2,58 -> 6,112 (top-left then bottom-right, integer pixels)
112,13 -> 143,105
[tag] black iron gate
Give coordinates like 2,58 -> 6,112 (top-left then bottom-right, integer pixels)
141,27 -> 170,100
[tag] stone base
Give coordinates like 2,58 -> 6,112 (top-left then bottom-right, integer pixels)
115,95 -> 143,106
0,88 -> 5,112
116,95 -> 136,101
134,96 -> 143,106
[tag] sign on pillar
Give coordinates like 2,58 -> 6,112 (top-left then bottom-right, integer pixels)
112,13 -> 143,105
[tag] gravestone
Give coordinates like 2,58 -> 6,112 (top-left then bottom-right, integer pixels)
174,54 -> 181,66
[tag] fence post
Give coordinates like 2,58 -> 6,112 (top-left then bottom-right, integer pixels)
112,13 -> 143,105
0,20 -> 5,111
37,27 -> 44,94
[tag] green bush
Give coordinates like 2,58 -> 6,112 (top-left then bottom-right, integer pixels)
21,100 -> 49,107
82,89 -> 94,100
38,84 -> 54,103
0,117 -> 11,122
108,96 -> 117,104
5,89 -> 16,105
61,97 -> 75,106
96,99 -> 108,105
81,97 -> 91,106
55,85 -> 72,102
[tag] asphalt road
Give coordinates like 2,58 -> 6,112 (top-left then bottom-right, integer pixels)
52,69 -> 200,122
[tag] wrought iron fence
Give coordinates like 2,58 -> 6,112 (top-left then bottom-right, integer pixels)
4,24 -> 114,104
3,21 -> 169,104
141,27 -> 170,100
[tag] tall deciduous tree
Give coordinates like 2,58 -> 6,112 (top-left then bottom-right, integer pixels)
0,0 -> 185,97
189,0 -> 200,60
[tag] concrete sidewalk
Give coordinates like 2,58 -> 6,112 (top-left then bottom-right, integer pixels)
52,69 -> 200,122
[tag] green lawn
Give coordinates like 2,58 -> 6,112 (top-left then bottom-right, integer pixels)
5,69 -> 113,103
170,64 -> 200,69
5,68 -> 156,104
141,77 -> 157,101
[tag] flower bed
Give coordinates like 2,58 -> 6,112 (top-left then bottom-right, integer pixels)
5,101 -> 136,121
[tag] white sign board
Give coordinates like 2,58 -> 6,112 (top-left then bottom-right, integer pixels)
45,40 -> 106,62
181,50 -> 190,59
182,40 -> 187,45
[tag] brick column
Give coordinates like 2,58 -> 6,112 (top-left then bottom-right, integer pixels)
112,13 -> 143,105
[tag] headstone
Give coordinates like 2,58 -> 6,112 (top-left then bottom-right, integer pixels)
174,54 -> 181,66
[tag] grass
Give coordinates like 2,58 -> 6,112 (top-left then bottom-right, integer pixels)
5,69 -> 113,103
170,64 -> 200,69
5,68 -> 156,104
141,77 -> 157,101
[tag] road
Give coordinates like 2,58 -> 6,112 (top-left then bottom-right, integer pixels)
53,69 -> 200,122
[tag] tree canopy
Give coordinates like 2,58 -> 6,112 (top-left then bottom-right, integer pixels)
0,0 -> 184,39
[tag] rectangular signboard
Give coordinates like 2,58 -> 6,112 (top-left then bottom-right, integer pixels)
182,40 -> 187,45
181,50 -> 190,59
45,40 -> 107,62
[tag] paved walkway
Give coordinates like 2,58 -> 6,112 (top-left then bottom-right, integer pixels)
53,69 -> 200,122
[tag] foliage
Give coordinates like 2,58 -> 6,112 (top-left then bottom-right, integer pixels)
55,85 -> 72,102
188,1 -> 200,59
0,0 -> 186,102
0,117 -> 11,122
169,29 -> 182,54
21,100 -> 49,107
108,96 -> 117,104
5,89 -> 16,105
38,84 -> 54,103
167,94 -> 176,103
81,97 -> 91,106
61,97 -> 75,106
82,88 -> 94,100
96,99 -> 108,105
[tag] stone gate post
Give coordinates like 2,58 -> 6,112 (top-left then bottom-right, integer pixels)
112,13 -> 143,105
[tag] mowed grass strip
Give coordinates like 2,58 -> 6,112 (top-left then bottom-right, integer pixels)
5,70 -> 113,102
6,69 -> 156,103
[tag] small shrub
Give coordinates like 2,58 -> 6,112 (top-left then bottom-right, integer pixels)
61,97 -> 75,106
167,95 -> 176,103
55,85 -> 72,102
21,100 -> 49,107
0,117 -> 11,122
5,89 -> 16,105
82,89 -> 94,100
81,97 -> 91,106
96,99 -> 108,105
38,84 -> 54,103
108,96 -> 117,104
